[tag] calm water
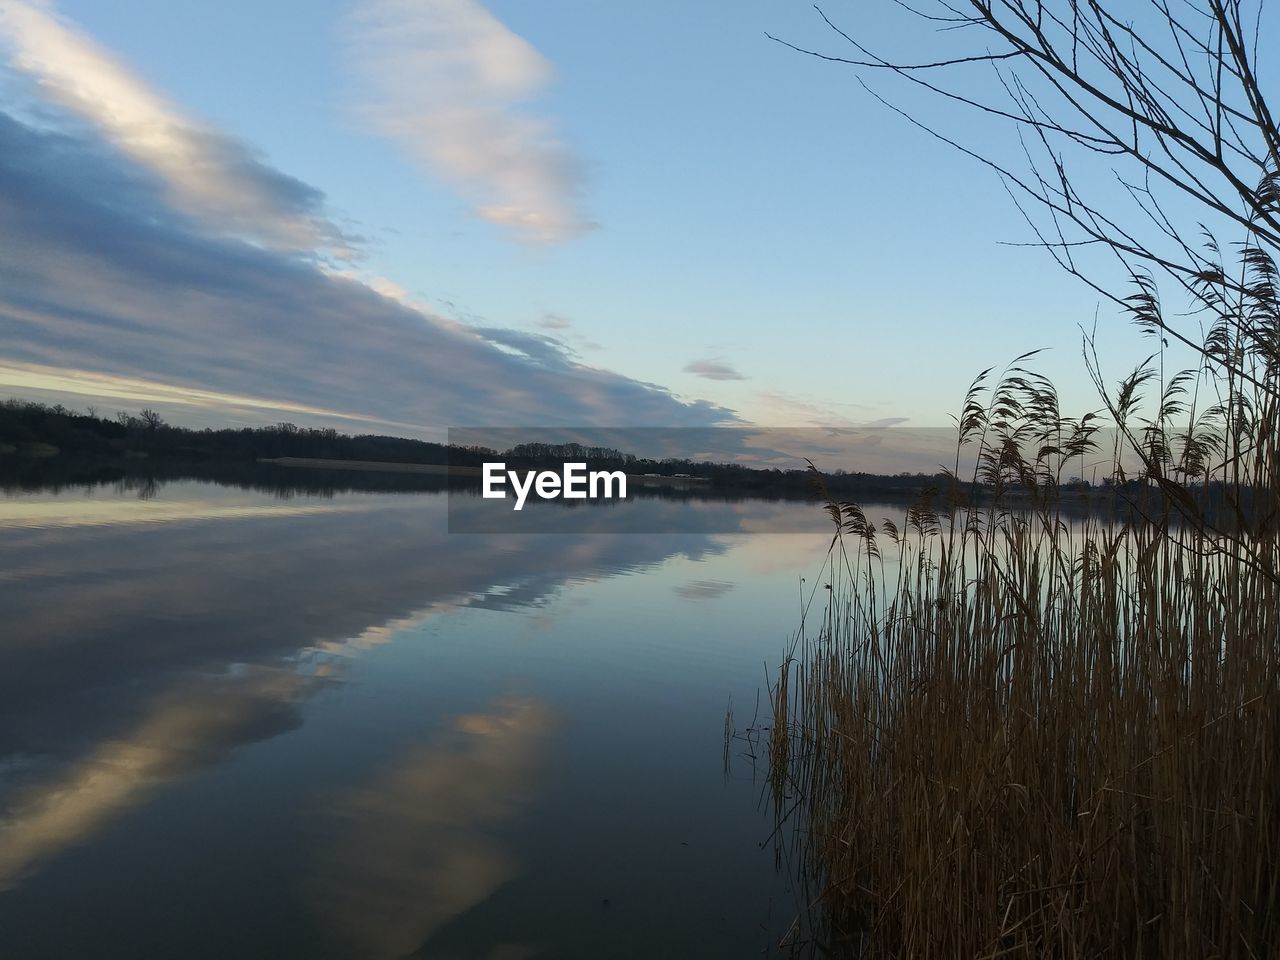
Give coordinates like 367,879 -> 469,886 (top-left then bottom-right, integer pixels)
0,478 -> 841,959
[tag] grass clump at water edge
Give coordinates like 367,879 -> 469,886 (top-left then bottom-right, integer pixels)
746,346 -> 1280,958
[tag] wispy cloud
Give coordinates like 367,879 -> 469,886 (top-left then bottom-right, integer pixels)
343,0 -> 591,244
0,0 -> 351,256
0,360 -> 424,431
534,312 -> 603,354
684,358 -> 748,381
863,416 -> 910,428
746,390 -> 869,428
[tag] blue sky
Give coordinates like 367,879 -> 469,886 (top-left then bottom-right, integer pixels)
0,0 -> 1177,441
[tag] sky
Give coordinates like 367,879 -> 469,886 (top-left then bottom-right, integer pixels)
0,0 -> 1197,445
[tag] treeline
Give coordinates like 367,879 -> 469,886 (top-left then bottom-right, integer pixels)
0,398 -> 464,465
456,440 -> 971,499
0,456 -> 454,498
488,441 -> 1086,500
0,399 -> 1122,503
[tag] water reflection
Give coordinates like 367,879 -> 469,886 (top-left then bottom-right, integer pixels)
0,475 -> 815,957
309,696 -> 556,959
673,579 -> 736,601
0,484 -> 723,765
0,665 -> 322,891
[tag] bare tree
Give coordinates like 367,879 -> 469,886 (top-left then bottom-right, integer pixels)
779,1 -> 1280,542
778,3 -> 1276,355
139,408 -> 164,432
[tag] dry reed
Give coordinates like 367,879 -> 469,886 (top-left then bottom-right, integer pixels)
760,275 -> 1280,956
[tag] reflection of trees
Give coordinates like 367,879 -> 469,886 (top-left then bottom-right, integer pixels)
109,475 -> 158,500
3,461 -> 441,498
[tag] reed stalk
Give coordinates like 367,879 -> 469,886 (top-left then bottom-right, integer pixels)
759,269 -> 1280,955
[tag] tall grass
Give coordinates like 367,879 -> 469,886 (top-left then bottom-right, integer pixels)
759,258 -> 1280,956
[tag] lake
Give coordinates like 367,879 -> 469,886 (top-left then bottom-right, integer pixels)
0,476 -> 846,958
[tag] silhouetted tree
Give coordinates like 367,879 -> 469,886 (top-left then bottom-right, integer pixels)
780,2 -> 1277,372
783,1 -> 1280,550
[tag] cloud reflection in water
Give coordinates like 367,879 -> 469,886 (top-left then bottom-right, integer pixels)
308,696 -> 556,959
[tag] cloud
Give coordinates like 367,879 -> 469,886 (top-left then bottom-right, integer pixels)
0,360 -> 422,430
0,109 -> 734,430
746,390 -> 868,428
343,0 -> 590,244
863,416 -> 910,428
533,313 -> 606,355
0,0 -> 351,256
684,359 -> 748,381
471,326 -> 575,367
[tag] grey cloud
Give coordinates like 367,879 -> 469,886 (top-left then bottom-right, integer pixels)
0,8 -> 351,256
0,110 -> 735,430
862,417 -> 910,428
472,327 -> 576,367
161,125 -> 355,254
684,359 -> 748,382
